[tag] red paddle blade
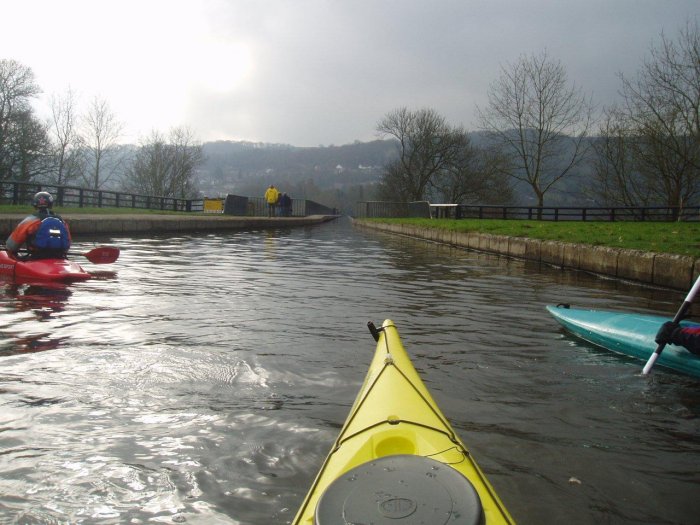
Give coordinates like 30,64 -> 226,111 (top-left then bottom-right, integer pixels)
82,247 -> 120,264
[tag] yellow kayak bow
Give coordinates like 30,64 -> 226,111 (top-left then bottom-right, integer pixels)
292,319 -> 515,525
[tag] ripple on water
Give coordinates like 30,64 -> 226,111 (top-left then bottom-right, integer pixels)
1,222 -> 699,524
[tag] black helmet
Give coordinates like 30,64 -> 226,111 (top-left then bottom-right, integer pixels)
32,191 -> 54,209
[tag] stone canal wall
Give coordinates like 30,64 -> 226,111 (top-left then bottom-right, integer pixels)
352,218 -> 697,292
0,214 -> 338,238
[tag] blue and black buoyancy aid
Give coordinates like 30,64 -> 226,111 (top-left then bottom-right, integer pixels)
30,214 -> 70,252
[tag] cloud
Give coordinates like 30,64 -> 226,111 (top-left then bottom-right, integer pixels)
3,0 -> 699,146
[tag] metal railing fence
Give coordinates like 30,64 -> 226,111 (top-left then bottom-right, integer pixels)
0,181 -> 198,212
0,181 -> 337,217
223,195 -> 336,217
355,201 -> 700,222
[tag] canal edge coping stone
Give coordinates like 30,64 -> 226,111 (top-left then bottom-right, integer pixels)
0,214 -> 339,239
351,219 -> 697,292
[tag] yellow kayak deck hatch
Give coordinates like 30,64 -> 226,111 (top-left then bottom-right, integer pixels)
315,453 -> 484,524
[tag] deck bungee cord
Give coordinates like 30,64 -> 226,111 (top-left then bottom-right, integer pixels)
291,319 -> 515,525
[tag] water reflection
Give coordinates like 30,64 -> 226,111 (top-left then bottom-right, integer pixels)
0,221 -> 698,525
0,282 -> 73,354
2,281 -> 73,315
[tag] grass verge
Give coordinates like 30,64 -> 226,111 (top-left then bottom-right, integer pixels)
365,218 -> 700,258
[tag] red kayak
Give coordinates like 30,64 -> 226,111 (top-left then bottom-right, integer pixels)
0,250 -> 90,282
0,247 -> 118,283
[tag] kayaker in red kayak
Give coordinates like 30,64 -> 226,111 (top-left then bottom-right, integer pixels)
655,322 -> 700,355
5,191 -> 72,260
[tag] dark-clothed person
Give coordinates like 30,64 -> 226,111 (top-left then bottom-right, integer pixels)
655,321 -> 700,355
279,193 -> 292,217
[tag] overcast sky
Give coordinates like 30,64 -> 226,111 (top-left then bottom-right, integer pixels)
3,0 -> 699,147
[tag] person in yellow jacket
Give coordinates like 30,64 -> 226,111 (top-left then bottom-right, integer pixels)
264,185 -> 280,217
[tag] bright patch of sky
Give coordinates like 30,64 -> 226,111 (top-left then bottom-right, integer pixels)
3,0 -> 698,146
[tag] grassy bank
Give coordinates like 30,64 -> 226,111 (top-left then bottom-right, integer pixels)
2,206 -> 697,258
367,218 -> 700,258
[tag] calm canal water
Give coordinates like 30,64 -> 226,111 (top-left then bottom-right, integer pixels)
1,217 -> 698,524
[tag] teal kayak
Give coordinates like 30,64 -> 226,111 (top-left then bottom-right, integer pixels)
546,304 -> 700,378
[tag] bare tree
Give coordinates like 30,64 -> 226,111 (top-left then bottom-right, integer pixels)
375,158 -> 412,202
123,127 -> 203,198
477,50 -> 593,213
169,126 -> 204,198
376,107 -> 465,201
79,96 -> 123,189
47,87 -> 82,185
614,20 -> 700,210
0,59 -> 42,180
431,140 -> 514,205
590,108 -> 652,207
5,108 -> 51,182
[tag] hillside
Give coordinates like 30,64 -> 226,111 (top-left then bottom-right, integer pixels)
194,136 -> 594,213
196,139 -> 397,213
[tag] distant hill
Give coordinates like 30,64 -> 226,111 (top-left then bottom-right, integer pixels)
197,139 -> 399,214
195,136 -> 593,213
202,139 -> 398,173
